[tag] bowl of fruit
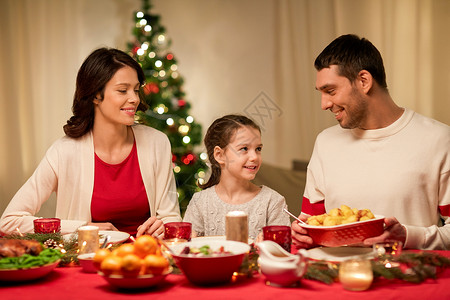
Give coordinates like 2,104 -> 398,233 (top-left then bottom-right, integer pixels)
94,235 -> 172,289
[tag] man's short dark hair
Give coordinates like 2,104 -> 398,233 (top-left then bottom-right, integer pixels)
314,34 -> 388,90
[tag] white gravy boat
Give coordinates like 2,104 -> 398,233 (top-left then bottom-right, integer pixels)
256,240 -> 309,287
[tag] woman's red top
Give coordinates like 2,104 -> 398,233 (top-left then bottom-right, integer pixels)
91,142 -> 150,236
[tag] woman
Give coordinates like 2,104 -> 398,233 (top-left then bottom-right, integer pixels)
0,48 -> 181,237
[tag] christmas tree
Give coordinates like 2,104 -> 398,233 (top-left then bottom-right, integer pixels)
127,0 -> 207,215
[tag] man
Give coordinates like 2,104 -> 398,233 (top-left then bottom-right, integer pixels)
292,34 -> 450,250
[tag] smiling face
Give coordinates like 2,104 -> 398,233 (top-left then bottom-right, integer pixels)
93,66 -> 141,127
316,65 -> 368,129
215,125 -> 262,182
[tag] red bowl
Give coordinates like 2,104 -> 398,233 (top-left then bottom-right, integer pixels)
300,215 -> 385,247
170,239 -> 250,285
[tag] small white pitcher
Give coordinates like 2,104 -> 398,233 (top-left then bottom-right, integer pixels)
256,240 -> 309,287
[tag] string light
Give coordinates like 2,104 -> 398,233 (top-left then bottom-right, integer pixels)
144,25 -> 152,32
137,48 -> 145,56
141,43 -> 149,50
136,11 -> 144,18
158,34 -> 166,43
149,52 -> 156,58
166,118 -> 174,126
159,70 -> 166,77
171,72 -> 179,79
174,166 -> 181,173
186,116 -> 194,123
170,64 -> 178,71
140,19 -> 147,26
155,60 -> 163,68
200,153 -> 208,160
182,136 -> 191,144
178,125 -> 190,135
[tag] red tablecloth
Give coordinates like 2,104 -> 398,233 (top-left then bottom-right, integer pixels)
1,251 -> 450,300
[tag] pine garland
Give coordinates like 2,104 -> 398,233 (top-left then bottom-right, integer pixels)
305,251 -> 450,285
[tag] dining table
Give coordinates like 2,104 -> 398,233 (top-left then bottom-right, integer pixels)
1,249 -> 449,300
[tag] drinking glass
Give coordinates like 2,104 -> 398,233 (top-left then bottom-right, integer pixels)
262,225 -> 292,253
373,240 -> 403,267
164,222 -> 192,241
33,218 -> 61,233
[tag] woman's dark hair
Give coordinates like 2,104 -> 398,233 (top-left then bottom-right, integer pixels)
199,114 -> 261,189
314,34 -> 388,90
63,48 -> 147,138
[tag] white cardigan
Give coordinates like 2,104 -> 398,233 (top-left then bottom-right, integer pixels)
0,125 -> 181,234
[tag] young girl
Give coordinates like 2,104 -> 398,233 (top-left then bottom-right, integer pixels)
183,114 -> 290,240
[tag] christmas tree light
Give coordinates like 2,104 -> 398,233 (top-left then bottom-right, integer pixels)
128,0 -> 207,215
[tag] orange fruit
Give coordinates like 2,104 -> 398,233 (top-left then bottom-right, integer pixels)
93,248 -> 111,269
134,235 -> 158,258
100,255 -> 123,276
142,254 -> 169,275
120,254 -> 142,277
114,243 -> 135,257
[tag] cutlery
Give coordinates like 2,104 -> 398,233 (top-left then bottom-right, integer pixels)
101,235 -> 111,248
283,208 -> 308,225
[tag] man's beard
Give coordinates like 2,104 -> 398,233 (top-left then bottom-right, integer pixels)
339,88 -> 368,129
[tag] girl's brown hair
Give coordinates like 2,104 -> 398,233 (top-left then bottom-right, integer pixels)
199,114 -> 261,189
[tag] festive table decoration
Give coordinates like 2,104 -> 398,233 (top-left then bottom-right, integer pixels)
304,251 -> 450,285
3,232 -> 450,287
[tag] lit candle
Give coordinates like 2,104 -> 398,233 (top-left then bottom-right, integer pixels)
225,211 -> 248,243
339,259 -> 373,291
77,225 -> 99,254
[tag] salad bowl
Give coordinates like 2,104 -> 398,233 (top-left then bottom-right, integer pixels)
169,239 -> 250,285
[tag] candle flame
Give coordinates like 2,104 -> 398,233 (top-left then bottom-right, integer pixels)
130,236 -> 136,242
15,228 -> 24,237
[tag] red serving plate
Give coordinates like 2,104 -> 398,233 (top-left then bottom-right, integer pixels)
300,215 -> 385,247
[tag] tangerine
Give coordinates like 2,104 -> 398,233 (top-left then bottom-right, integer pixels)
93,248 -> 111,269
143,254 -> 169,275
115,243 -> 136,257
134,235 -> 158,258
100,255 -> 123,276
121,254 -> 142,277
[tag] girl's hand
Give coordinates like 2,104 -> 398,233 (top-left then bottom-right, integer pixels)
255,232 -> 264,243
136,216 -> 164,239
87,222 -> 119,231
291,216 -> 314,249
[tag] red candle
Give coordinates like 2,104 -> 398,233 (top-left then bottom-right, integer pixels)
33,218 -> 61,234
164,222 -> 192,241
262,225 -> 292,253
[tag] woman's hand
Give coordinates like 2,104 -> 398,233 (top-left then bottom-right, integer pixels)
363,217 -> 406,246
136,216 -> 164,239
87,222 -> 119,231
291,215 -> 314,249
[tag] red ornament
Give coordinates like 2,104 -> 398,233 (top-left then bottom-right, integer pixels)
178,99 -> 186,107
144,83 -> 160,95
132,46 -> 140,54
181,153 -> 197,165
172,154 -> 177,162
167,53 -> 174,60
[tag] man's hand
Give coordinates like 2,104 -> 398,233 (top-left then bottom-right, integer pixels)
136,216 -> 164,238
291,214 -> 314,249
363,217 -> 406,246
